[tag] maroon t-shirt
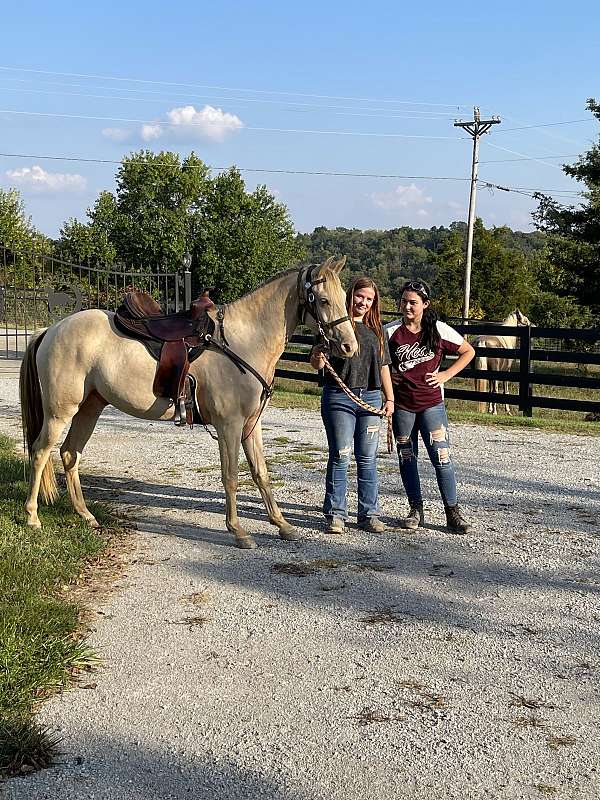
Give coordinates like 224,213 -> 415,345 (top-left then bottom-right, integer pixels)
385,320 -> 464,412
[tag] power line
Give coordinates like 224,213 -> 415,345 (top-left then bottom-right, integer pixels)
0,80 -> 459,119
496,119 -> 593,132
477,180 -> 581,197
479,154 -> 578,164
484,141 -> 563,170
0,150 -> 583,197
0,150 -> 472,181
0,108 -> 468,140
0,65 -> 472,108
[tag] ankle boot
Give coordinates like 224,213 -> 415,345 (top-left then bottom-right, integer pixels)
402,502 -> 424,530
445,504 -> 472,535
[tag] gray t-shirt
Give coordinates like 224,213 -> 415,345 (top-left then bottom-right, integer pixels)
322,322 -> 391,390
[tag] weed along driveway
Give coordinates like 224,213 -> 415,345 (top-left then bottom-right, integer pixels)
0,371 -> 599,800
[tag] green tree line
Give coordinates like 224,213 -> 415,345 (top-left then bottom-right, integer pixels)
1,98 -> 598,325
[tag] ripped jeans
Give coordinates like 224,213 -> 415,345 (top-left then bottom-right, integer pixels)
321,386 -> 382,522
392,402 -> 457,508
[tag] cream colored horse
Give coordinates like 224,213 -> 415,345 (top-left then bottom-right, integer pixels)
20,257 -> 358,549
474,309 -> 532,414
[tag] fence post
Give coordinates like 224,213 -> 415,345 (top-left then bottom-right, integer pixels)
518,325 -> 533,417
184,270 -> 192,309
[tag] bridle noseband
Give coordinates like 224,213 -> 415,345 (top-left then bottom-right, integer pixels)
297,264 -> 350,341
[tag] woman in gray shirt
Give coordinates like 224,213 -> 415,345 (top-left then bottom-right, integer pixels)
310,276 -> 394,534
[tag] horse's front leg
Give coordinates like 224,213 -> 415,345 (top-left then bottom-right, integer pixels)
242,420 -> 298,542
216,421 -> 256,549
502,381 -> 513,415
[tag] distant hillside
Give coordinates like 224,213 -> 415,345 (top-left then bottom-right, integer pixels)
296,223 -> 546,300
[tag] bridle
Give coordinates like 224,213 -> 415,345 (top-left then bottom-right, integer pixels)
297,264 -> 350,342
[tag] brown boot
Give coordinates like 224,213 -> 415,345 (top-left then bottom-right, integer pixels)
445,504 -> 472,535
402,503 -> 424,530
324,517 -> 346,535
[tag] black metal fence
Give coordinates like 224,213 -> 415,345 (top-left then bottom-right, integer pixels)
0,245 -> 189,359
275,316 -> 600,416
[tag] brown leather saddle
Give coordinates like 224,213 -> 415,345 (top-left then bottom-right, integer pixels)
114,289 -> 216,426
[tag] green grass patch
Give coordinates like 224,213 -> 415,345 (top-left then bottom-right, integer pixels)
271,386 -> 598,436
447,409 -> 599,436
0,433 -> 118,776
271,389 -> 320,411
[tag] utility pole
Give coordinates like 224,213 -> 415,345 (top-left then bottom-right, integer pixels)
454,107 -> 501,321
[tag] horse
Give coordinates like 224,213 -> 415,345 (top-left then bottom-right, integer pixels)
19,256 -> 358,549
473,309 -> 532,415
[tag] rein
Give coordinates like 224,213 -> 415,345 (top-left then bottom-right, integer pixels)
321,354 -> 394,454
202,265 -> 356,444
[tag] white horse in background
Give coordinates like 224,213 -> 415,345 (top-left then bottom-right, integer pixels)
473,309 -> 532,415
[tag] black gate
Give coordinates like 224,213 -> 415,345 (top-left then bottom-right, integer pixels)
0,245 -> 190,359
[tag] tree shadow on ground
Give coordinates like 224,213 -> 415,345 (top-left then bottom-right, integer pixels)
5,731 -> 312,800
73,471 -> 600,663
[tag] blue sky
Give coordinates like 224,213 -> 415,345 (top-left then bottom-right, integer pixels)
1,0 -> 598,238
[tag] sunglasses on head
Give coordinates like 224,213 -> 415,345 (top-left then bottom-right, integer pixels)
402,281 -> 429,299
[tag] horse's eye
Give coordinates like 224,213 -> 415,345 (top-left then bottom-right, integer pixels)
320,298 -> 329,306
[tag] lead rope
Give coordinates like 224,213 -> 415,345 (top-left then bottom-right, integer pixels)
321,355 -> 394,454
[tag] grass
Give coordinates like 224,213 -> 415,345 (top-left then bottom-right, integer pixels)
0,433 -> 119,777
270,384 -> 600,436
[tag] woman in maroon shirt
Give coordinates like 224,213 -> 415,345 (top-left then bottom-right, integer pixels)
385,281 -> 475,533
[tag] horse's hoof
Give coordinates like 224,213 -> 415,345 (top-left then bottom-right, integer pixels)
236,536 -> 257,550
26,519 -> 42,530
279,525 -> 299,541
85,516 -> 100,528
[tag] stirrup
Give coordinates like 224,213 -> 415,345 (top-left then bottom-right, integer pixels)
174,396 -> 187,427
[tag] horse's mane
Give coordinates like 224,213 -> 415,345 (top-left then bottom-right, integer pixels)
228,263 -> 341,309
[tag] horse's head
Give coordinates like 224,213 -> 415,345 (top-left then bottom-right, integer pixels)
298,256 -> 358,357
515,308 -> 534,327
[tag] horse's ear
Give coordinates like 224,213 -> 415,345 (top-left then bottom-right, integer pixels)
321,256 -> 335,270
515,308 -> 524,322
331,255 -> 347,274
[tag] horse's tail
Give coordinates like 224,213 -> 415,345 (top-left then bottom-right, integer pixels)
19,330 -> 59,504
474,349 -> 488,413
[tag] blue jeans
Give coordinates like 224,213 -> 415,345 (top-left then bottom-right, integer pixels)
392,402 -> 458,507
321,386 -> 382,522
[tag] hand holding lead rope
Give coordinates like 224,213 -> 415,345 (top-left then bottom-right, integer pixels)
320,354 -> 394,454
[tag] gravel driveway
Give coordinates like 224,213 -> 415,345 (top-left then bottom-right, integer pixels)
0,370 -> 598,800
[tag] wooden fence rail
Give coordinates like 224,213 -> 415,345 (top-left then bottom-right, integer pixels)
275,321 -> 600,416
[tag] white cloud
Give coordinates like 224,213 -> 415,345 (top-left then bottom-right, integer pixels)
140,123 -> 162,141
447,200 -> 462,211
101,105 -> 243,145
102,127 -> 131,142
140,104 -> 243,144
370,183 -> 433,211
6,165 -> 86,193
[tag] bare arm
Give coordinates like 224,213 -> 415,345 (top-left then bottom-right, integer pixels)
381,365 -> 394,417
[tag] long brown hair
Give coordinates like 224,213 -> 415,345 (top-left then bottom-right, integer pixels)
346,276 -> 385,356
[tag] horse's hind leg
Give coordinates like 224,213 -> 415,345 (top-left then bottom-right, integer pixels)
60,392 -> 107,527
502,381 -> 513,415
217,422 -> 256,549
242,421 -> 298,542
490,379 -> 498,415
25,415 -> 70,528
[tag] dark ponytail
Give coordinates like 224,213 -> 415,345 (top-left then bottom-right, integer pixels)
421,305 -> 440,353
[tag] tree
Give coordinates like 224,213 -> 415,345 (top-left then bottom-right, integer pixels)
191,168 -> 303,302
57,151 -> 303,299
0,188 -> 46,251
534,98 -> 600,315
433,221 -> 533,319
